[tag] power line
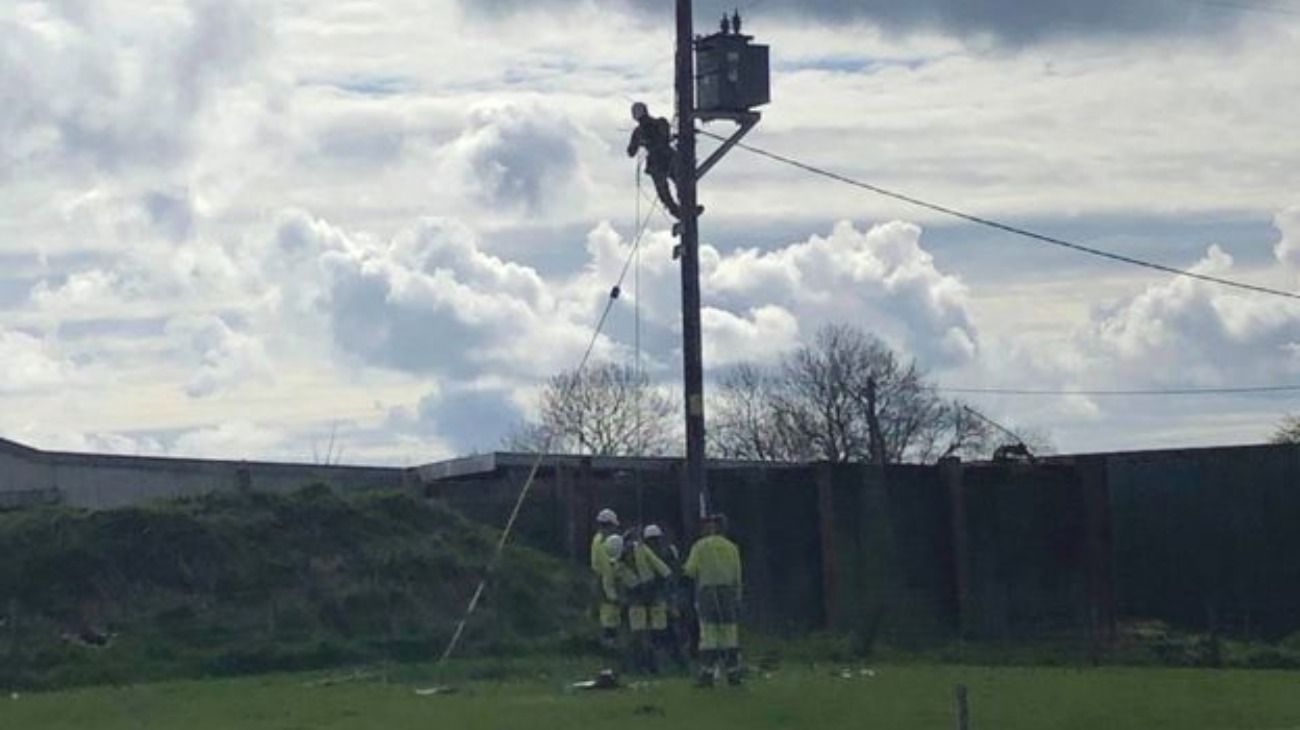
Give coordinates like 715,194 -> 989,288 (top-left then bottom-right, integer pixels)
938,384 -> 1300,396
698,130 -> 1300,302
961,405 -> 1029,447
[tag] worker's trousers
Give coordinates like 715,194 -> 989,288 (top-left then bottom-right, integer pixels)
599,600 -> 621,650
695,585 -> 740,651
648,171 -> 681,219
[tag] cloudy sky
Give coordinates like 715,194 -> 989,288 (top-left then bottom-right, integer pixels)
3,0 -> 1298,465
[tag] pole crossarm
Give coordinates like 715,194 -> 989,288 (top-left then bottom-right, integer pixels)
695,111 -> 760,182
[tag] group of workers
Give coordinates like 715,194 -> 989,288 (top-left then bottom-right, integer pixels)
589,507 -> 743,687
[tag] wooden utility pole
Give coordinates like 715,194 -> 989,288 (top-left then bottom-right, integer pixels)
675,0 -> 708,517
671,1 -> 767,519
866,376 -> 886,465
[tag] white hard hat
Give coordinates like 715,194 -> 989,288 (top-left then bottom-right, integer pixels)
643,524 -> 663,539
596,508 -> 619,526
631,101 -> 648,120
603,534 -> 625,561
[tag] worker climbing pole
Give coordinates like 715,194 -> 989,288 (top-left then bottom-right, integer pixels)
439,1 -> 768,674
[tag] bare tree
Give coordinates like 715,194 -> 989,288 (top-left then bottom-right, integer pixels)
1270,414 -> 1300,444
710,324 -> 1005,465
771,324 -> 879,462
911,401 -> 993,463
505,362 -> 677,456
709,364 -> 810,461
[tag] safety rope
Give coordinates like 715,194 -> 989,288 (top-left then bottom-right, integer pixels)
634,157 -> 646,523
436,167 -> 663,667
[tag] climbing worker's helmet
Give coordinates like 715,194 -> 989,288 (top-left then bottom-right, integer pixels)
603,534 -> 625,562
596,508 -> 619,527
630,101 -> 648,121
643,524 -> 663,540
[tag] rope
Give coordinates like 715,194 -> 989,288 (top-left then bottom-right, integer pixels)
699,130 -> 1300,302
635,157 -> 646,521
437,170 -> 664,667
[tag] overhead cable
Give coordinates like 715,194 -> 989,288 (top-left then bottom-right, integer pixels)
938,384 -> 1300,396
698,130 -> 1300,302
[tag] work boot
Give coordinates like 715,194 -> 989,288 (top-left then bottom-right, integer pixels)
725,650 -> 743,685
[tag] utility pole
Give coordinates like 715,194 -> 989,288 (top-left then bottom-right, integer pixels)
670,1 -> 768,519
866,376 -> 886,465
674,0 -> 707,517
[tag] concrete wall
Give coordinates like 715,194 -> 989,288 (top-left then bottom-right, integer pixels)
0,438 -> 409,510
0,441 -> 59,509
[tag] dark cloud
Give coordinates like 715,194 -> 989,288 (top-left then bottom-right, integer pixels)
144,192 -> 196,241
326,263 -> 486,375
2,0 -> 265,174
445,104 -> 584,213
282,214 -> 585,379
464,0 -> 1244,43
417,389 -> 524,453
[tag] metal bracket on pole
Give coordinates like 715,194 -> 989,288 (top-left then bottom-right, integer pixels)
695,111 -> 760,182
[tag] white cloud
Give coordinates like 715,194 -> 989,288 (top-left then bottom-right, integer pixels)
1080,244 -> 1300,386
702,305 -> 800,365
1274,206 -> 1300,271
4,0 -> 1299,461
705,220 -> 978,366
0,328 -> 69,393
171,420 -> 285,460
1,423 -> 164,456
166,314 -> 273,398
30,269 -> 122,312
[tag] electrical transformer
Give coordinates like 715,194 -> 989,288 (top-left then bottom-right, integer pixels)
695,26 -> 770,116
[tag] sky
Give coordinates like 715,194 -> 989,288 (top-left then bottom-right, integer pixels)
2,0 -> 1299,465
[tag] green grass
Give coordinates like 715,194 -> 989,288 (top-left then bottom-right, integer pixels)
6,661 -> 1300,730
0,488 -> 587,690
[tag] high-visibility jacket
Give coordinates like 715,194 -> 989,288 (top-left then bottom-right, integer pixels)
602,559 -> 631,603
607,543 -> 666,602
590,531 -> 611,578
633,541 -> 671,588
631,540 -> 670,579
683,534 -> 742,593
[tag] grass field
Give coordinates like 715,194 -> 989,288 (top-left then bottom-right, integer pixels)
7,661 -> 1300,730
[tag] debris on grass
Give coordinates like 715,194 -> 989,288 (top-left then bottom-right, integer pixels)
570,669 -> 620,691
303,670 -> 378,688
413,686 -> 459,696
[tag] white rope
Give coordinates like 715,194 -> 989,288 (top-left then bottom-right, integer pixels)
635,157 -> 644,458
436,167 -> 663,667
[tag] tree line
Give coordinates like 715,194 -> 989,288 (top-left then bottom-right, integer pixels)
506,323 -> 1050,463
